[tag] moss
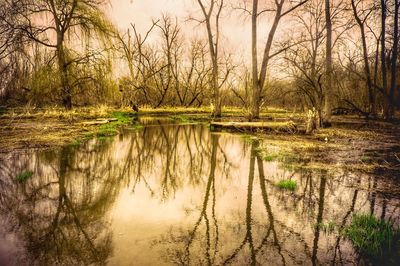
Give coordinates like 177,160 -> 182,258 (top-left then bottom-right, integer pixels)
342,214 -> 398,256
276,179 -> 297,191
15,171 -> 33,182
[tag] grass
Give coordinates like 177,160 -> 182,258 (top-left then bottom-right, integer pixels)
317,221 -> 336,234
241,134 -> 256,144
258,148 -> 300,170
70,111 -> 140,146
91,111 -> 139,137
170,114 -> 194,123
275,179 -> 297,191
1,105 -> 115,119
15,171 -> 33,182
342,214 -> 398,256
263,153 -> 279,162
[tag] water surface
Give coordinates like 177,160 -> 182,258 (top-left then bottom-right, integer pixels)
1,118 -> 399,265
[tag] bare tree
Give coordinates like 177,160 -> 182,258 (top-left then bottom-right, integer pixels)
250,0 -> 308,120
387,0 -> 399,119
156,15 -> 182,107
178,39 -> 211,107
351,0 -> 376,116
322,0 -> 333,126
118,20 -> 158,107
381,0 -> 388,117
195,0 -> 224,117
284,0 -> 325,122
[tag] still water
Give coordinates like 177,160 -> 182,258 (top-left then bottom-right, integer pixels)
0,118 -> 399,265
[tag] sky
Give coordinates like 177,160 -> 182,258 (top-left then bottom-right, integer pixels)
108,0 -> 254,55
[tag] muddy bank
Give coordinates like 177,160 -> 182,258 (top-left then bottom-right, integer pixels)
0,108 -> 137,158
252,118 -> 400,180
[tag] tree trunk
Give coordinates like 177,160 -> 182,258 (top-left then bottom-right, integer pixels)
203,11 -> 221,118
250,0 -> 282,120
387,0 -> 399,119
381,0 -> 388,118
250,0 -> 259,120
322,0 -> 332,127
57,39 -> 72,110
211,56 -> 221,117
351,0 -> 375,116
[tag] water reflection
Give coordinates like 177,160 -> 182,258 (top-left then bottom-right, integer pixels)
0,119 -> 399,265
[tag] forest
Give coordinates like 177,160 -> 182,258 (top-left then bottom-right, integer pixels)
0,0 -> 399,121
0,0 -> 400,265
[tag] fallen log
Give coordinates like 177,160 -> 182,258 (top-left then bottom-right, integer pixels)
210,121 -> 298,133
96,118 -> 118,122
81,118 -> 118,126
81,120 -> 109,126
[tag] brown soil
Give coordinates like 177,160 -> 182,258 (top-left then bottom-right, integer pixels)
254,116 -> 400,179
0,115 -> 99,157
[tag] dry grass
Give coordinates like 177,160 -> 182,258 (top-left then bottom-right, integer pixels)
1,105 -> 114,120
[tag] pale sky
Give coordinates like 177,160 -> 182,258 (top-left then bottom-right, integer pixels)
108,0 -> 254,56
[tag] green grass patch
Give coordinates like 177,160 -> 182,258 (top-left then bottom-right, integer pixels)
317,221 -> 336,234
97,123 -> 119,137
262,153 -> 279,162
275,179 -> 297,191
342,214 -> 398,256
241,134 -> 256,144
15,171 -> 33,182
69,111 -> 141,147
111,111 -> 134,124
97,111 -> 139,137
68,138 -> 82,147
170,114 -> 193,123
258,149 -> 299,168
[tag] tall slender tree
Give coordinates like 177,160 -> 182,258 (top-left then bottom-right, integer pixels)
323,0 -> 333,126
381,0 -> 388,118
250,0 -> 308,120
196,0 -> 224,117
351,0 -> 376,116
387,0 -> 399,119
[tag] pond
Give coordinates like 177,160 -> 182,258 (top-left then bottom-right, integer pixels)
0,117 -> 399,265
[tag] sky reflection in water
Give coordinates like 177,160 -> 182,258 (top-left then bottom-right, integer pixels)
1,118 -> 399,265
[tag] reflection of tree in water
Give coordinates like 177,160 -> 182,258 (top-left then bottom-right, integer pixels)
0,122 -> 233,264
152,137 -> 400,265
121,123 -> 232,200
0,142 -> 124,265
183,134 -> 220,265
1,122 -> 400,265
